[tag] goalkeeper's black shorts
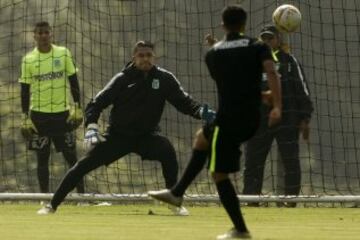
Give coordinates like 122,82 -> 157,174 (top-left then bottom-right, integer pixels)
28,132 -> 76,152
203,121 -> 259,173
28,110 -> 75,152
30,110 -> 72,136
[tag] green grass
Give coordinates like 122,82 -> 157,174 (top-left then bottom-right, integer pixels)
0,203 -> 359,240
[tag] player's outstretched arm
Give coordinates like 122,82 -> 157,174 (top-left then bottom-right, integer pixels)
205,34 -> 218,47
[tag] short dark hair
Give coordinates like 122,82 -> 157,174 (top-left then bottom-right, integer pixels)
33,21 -> 51,32
259,25 -> 280,38
222,5 -> 247,31
133,40 -> 154,54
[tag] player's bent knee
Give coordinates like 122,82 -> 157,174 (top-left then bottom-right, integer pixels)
211,172 -> 229,183
193,128 -> 209,150
157,143 -> 177,161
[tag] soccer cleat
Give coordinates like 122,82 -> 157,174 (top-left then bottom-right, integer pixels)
216,228 -> 252,239
95,201 -> 112,206
245,202 -> 260,207
37,204 -> 56,215
147,189 -> 183,207
283,202 -> 297,208
168,205 -> 190,216
76,201 -> 91,207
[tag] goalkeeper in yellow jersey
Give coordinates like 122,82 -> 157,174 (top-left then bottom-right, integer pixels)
19,21 -> 84,194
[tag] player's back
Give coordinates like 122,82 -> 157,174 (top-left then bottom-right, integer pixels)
205,33 -> 272,130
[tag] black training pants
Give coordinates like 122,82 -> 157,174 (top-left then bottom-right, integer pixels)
243,118 -> 301,195
51,133 -> 178,209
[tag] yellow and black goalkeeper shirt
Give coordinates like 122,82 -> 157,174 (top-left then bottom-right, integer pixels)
19,44 -> 77,113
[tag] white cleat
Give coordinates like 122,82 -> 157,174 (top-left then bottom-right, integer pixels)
168,205 -> 190,216
95,201 -> 112,206
216,228 -> 251,239
37,204 -> 55,215
147,189 -> 183,207
76,201 -> 91,207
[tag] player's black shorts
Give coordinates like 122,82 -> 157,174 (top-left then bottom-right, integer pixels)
28,110 -> 75,152
203,121 -> 259,173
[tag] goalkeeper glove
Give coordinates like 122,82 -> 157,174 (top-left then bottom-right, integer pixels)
199,104 -> 216,123
20,113 -> 37,139
67,103 -> 83,130
205,34 -> 218,47
83,123 -> 105,150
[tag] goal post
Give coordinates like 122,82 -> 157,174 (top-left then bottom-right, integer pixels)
0,193 -> 360,205
0,0 -> 359,204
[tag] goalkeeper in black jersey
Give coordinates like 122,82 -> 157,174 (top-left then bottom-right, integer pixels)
37,40 -> 216,216
149,5 -> 282,239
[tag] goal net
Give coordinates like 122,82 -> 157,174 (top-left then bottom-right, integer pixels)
0,0 -> 359,203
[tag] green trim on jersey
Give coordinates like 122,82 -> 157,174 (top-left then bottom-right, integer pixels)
19,44 -> 78,113
272,49 -> 279,62
209,126 -> 220,172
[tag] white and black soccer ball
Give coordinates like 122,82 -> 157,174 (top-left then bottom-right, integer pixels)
272,4 -> 302,33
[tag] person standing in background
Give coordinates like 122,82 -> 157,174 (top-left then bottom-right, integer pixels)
19,21 -> 85,195
242,25 -> 313,207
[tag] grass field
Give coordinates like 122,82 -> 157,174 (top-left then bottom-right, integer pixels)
0,203 -> 359,240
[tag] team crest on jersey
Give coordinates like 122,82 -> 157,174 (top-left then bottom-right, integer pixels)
152,79 -> 160,89
53,59 -> 61,68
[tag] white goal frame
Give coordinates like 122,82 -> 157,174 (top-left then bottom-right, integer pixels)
0,193 -> 359,204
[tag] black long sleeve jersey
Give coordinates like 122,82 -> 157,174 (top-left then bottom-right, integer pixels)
205,33 -> 273,129
268,49 -> 314,123
85,64 -> 202,136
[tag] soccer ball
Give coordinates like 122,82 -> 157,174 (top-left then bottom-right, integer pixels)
272,4 -> 302,33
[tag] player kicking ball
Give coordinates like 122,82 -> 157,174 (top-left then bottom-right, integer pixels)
149,5 -> 282,239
